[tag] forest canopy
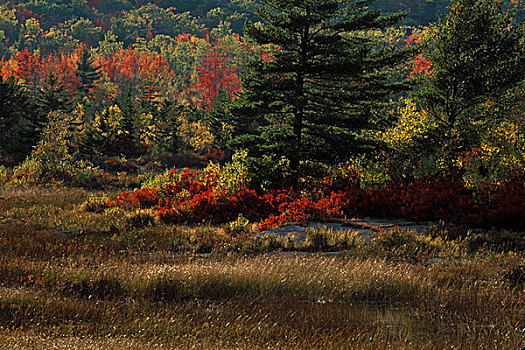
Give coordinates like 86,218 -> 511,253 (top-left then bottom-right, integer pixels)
0,0 -> 467,59
0,0 -> 524,197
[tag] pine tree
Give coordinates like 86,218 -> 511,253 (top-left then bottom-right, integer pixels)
139,77 -> 161,114
113,85 -> 141,157
0,74 -> 36,159
154,100 -> 183,155
115,85 -> 139,137
230,0 -> 414,178
35,72 -> 74,117
76,47 -> 103,98
0,75 -> 24,150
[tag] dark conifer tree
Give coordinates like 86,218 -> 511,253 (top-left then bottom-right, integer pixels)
0,74 -> 35,159
76,47 -> 103,98
115,85 -> 139,136
139,77 -> 161,114
114,85 -> 141,156
35,72 -> 74,117
231,0 -> 415,179
155,100 -> 184,154
0,75 -> 24,150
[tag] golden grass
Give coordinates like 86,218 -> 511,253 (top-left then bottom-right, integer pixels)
0,187 -> 524,349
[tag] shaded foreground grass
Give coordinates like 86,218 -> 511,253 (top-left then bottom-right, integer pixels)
0,187 -> 524,349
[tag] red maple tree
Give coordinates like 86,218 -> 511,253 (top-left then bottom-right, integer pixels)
194,38 -> 242,110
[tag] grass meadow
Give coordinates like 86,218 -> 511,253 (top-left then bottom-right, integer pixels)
0,186 -> 524,349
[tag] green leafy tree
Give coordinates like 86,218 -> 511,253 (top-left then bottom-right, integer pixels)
27,110 -> 75,176
39,23 -> 78,55
0,5 -> 19,55
231,0 -> 414,180
68,17 -> 104,47
418,0 -> 525,154
95,33 -> 124,57
109,4 -> 203,45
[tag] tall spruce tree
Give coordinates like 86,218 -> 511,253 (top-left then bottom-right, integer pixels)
76,47 -> 102,98
0,75 -> 24,150
35,72 -> 74,117
0,74 -> 35,159
231,0 -> 414,179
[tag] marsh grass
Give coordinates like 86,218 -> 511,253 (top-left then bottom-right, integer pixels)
0,187 -> 524,349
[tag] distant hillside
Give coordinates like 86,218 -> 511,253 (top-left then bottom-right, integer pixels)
375,0 -> 524,25
0,0 -> 523,59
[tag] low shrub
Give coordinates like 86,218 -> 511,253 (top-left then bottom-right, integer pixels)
80,194 -> 112,213
125,209 -> 157,229
95,157 -> 525,233
225,214 -> 250,236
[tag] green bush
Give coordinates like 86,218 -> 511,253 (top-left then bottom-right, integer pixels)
125,209 -> 157,229
0,165 -> 8,185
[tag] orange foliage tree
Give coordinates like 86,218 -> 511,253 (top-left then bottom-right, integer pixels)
194,37 -> 242,110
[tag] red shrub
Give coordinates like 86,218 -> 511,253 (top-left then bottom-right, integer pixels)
109,169 -> 525,232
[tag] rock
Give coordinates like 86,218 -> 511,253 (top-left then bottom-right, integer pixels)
54,229 -> 83,237
257,219 -> 437,246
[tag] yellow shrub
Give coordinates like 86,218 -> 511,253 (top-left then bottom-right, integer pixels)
381,97 -> 439,151
461,119 -> 525,187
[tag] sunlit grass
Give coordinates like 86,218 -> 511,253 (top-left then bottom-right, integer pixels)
0,186 -> 524,349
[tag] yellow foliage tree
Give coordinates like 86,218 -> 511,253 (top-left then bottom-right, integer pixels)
177,114 -> 214,153
382,97 -> 439,151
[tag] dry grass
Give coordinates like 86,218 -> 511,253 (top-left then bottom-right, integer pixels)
0,187 -> 524,349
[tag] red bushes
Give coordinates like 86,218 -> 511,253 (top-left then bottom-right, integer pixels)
109,169 -> 525,232
114,188 -> 159,210
342,176 -> 525,230
347,178 -> 478,222
158,187 -> 264,224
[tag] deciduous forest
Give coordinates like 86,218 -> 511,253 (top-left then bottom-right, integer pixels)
1,0 -> 525,349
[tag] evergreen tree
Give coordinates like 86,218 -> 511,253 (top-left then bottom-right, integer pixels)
0,75 -> 24,150
0,74 -> 36,159
0,75 -> 32,160
139,77 -> 161,114
114,85 -> 141,156
76,46 -> 102,98
230,0 -> 414,179
115,84 -> 139,137
155,100 -> 183,154
35,72 -> 74,117
208,89 -> 235,155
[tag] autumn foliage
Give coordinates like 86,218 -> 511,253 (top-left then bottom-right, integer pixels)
103,166 -> 525,232
2,48 -> 82,94
96,47 -> 173,86
194,37 -> 242,110
0,35 -> 248,107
